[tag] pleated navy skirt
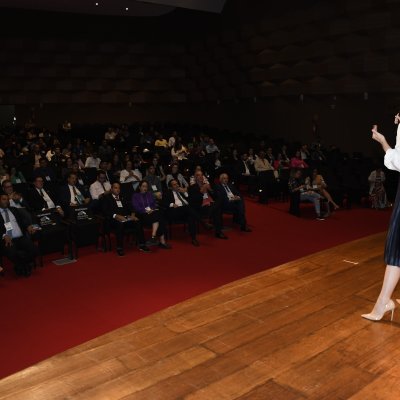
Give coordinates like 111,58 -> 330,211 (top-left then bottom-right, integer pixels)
385,175 -> 400,266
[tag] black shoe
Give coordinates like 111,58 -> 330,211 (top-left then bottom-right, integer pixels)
202,222 -> 213,231
159,242 -> 172,250
240,226 -> 252,232
216,232 -> 228,240
192,239 -> 200,247
117,249 -> 125,257
138,245 -> 151,253
146,237 -> 159,246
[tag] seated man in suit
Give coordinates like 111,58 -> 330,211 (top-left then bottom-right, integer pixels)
235,153 -> 257,196
27,176 -> 64,216
163,179 -> 200,246
102,183 -> 150,256
215,173 -> 252,232
59,172 -> 91,218
188,170 -> 227,240
0,193 -> 38,276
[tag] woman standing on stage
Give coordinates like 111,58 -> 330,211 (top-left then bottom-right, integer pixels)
362,113 -> 400,321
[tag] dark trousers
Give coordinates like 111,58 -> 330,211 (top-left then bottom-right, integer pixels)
138,210 -> 166,237
1,236 -> 36,272
239,174 -> 257,195
194,202 -> 223,234
223,199 -> 247,228
167,206 -> 198,239
109,219 -> 145,249
258,171 -> 275,203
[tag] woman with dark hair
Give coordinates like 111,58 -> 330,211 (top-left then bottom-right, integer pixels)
166,163 -> 189,189
132,181 -> 170,249
362,115 -> 400,321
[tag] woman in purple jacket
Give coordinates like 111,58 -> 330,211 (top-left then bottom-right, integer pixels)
132,181 -> 170,249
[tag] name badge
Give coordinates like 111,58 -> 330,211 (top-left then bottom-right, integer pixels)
4,222 -> 12,232
313,185 -> 318,189
145,206 -> 151,212
78,179 -> 84,185
45,176 -> 51,181
151,185 -> 158,191
116,201 -> 123,208
203,193 -> 209,199
15,178 -> 21,183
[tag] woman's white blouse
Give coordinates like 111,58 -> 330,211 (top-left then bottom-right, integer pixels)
385,124 -> 400,172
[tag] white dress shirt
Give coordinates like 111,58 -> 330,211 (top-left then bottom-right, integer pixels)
85,157 -> 101,169
1,208 -> 23,238
119,169 -> 142,188
170,191 -> 189,207
36,187 -> 55,209
90,180 -> 111,200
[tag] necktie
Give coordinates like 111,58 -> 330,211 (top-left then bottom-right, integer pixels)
176,191 -> 187,205
101,182 -> 106,191
224,184 -> 232,195
3,209 -> 12,236
72,186 -> 82,205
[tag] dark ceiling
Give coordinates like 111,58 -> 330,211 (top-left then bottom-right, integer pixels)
0,0 -> 227,16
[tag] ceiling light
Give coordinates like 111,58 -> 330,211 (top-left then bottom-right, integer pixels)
95,2 -> 99,5
125,7 -> 129,11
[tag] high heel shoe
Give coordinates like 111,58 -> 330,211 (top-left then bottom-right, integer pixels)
361,299 -> 396,321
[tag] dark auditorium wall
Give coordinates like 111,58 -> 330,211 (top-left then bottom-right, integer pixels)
4,0 -> 400,155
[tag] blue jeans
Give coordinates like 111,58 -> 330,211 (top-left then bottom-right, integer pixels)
300,192 -> 321,215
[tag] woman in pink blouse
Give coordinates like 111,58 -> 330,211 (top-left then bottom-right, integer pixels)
290,150 -> 309,169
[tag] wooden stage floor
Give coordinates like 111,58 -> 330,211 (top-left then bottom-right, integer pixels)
1,232 -> 399,400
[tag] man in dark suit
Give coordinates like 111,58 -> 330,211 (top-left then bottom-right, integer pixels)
0,193 -> 38,276
27,176 -> 64,216
162,179 -> 200,246
215,173 -> 252,232
102,183 -> 150,256
235,153 -> 257,196
188,170 -> 227,240
59,172 -> 91,217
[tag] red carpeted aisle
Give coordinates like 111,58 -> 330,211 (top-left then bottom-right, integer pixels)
0,200 -> 391,379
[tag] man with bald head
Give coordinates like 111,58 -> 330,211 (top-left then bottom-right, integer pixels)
188,170 -> 227,239
215,173 -> 251,232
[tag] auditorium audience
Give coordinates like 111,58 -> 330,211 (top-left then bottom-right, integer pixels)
0,117 -> 384,277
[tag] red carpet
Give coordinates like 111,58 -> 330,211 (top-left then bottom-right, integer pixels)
0,200 -> 391,379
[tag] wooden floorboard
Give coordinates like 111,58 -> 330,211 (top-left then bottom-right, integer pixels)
1,232 -> 399,400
